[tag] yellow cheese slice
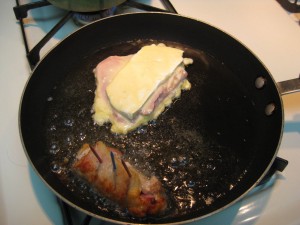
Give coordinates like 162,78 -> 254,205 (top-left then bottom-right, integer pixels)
106,44 -> 184,120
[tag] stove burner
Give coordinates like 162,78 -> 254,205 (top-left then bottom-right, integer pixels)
13,0 -> 175,68
276,0 -> 300,13
72,7 -> 117,26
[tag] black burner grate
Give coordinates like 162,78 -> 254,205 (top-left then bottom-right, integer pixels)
13,0 -> 177,69
276,0 -> 300,13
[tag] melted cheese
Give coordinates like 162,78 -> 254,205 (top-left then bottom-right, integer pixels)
106,44 -> 184,120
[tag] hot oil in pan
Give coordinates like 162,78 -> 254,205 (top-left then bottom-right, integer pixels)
44,40 -> 256,220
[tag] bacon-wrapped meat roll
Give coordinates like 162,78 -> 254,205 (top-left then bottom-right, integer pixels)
73,141 -> 167,217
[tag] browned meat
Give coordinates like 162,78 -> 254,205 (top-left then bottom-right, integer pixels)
73,141 -> 167,217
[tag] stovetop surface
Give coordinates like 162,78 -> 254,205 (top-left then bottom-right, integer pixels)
1,1 -> 300,225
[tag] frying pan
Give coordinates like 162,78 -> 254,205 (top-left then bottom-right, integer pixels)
19,12 -> 300,224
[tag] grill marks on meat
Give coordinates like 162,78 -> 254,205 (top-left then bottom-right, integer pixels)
73,141 -> 167,217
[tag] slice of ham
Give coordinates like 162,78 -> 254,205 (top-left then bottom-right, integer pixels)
73,141 -> 167,217
92,55 -> 132,126
140,66 -> 188,115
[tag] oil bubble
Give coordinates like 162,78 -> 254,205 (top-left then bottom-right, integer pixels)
137,127 -> 147,134
170,158 -> 178,168
163,177 -> 169,182
77,108 -> 87,117
175,144 -> 183,150
47,97 -> 53,102
187,180 -> 196,188
64,118 -> 75,127
51,163 -> 62,174
49,125 -> 56,131
65,135 -> 74,146
148,120 -> 157,127
49,143 -> 60,154
79,132 -> 86,141
178,156 -> 188,166
171,157 -> 177,164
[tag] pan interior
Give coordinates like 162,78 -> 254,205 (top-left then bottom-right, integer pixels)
42,39 -> 259,223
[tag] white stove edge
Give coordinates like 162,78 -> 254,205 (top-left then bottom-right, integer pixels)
0,0 -> 300,225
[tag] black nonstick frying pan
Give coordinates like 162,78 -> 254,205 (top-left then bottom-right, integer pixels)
19,12 -> 300,224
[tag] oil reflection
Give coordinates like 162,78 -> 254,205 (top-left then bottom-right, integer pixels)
29,165 -> 64,225
189,176 -> 275,225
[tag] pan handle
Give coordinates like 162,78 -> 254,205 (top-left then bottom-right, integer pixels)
257,157 -> 288,186
277,75 -> 300,95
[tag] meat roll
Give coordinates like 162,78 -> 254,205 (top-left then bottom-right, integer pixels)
73,141 -> 167,217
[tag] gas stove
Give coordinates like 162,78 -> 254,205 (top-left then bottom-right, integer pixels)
1,1 -> 300,225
